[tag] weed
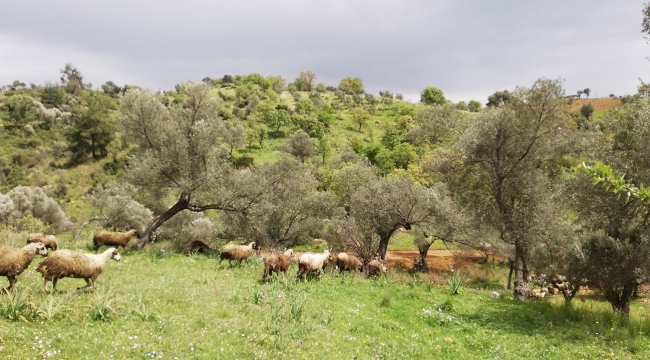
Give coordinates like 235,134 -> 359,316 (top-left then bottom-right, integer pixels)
289,295 -> 307,322
87,292 -> 116,321
447,276 -> 465,295
36,296 -> 68,321
0,291 -> 31,321
380,293 -> 391,308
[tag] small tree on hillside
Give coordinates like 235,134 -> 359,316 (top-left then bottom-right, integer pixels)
577,90 -> 583,98
580,103 -> 595,120
339,77 -> 364,95
350,107 -> 371,132
468,100 -> 482,112
67,91 -> 117,162
583,88 -> 591,98
283,130 -> 315,163
420,87 -> 446,105
60,63 -> 88,95
486,90 -> 513,107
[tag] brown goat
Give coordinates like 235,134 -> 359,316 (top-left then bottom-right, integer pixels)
93,229 -> 138,253
27,233 -> 58,251
367,259 -> 387,277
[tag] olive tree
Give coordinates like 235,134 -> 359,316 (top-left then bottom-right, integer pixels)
282,130 -> 315,163
120,83 -> 264,248
350,175 -> 462,261
445,79 -> 570,299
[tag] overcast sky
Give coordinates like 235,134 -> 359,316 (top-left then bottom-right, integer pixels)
0,1 -> 647,103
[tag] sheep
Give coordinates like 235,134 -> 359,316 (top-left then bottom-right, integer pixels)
263,249 -> 294,279
530,289 -> 547,299
367,259 -> 387,277
93,229 -> 138,253
27,233 -> 58,251
0,243 -> 48,293
189,240 -> 211,254
36,248 -> 121,293
296,249 -> 331,281
219,242 -> 258,267
336,252 -> 363,275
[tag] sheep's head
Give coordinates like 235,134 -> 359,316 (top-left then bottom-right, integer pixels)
34,243 -> 48,257
110,248 -> 121,261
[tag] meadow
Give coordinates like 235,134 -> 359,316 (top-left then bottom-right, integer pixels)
1,235 -> 650,359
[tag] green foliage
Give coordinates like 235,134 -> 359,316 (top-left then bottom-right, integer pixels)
350,107 -> 371,132
486,90 -> 513,107
447,276 -> 465,295
40,84 -> 66,108
420,87 -> 446,105
338,77 -> 364,95
380,126 -> 401,150
455,101 -> 469,111
244,73 -> 270,89
67,91 -> 117,162
580,103 -> 595,120
263,108 -> 291,136
581,161 -> 650,204
468,100 -> 482,112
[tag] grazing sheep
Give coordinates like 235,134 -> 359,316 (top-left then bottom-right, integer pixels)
0,243 -> 48,293
189,240 -> 211,254
336,253 -> 363,274
219,242 -> 258,267
367,259 -> 387,277
263,249 -> 294,279
93,229 -> 138,253
27,233 -> 58,251
297,249 -> 331,281
36,248 -> 121,293
530,289 -> 547,299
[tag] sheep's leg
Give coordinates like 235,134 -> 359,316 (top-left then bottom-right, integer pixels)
42,279 -> 50,294
7,276 -> 16,293
52,278 -> 58,292
77,278 -> 91,291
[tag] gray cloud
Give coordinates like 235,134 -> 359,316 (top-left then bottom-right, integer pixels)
0,0 -> 647,103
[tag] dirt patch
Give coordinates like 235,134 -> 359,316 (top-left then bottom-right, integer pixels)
385,249 -> 485,271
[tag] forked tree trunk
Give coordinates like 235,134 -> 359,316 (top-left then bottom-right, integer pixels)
132,192 -> 191,249
417,238 -> 433,273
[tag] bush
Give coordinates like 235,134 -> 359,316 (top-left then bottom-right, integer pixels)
232,155 -> 255,168
4,186 -> 72,232
90,181 -> 153,234
157,211 -> 220,253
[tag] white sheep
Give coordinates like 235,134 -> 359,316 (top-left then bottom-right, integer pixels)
0,242 -> 48,293
36,248 -> 121,293
219,242 -> 258,267
297,249 -> 332,281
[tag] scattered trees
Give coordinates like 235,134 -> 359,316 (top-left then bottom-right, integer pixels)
486,90 -> 513,107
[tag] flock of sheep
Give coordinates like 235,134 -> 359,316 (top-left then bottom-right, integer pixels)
212,240 -> 387,281
0,230 -> 387,294
0,230 -> 135,293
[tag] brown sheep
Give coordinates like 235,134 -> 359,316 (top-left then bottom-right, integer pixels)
263,249 -> 294,279
37,248 -> 121,293
336,252 -> 363,274
189,240 -> 211,254
27,233 -> 58,251
367,259 -> 387,277
0,243 -> 48,293
219,242 -> 258,267
93,229 -> 138,253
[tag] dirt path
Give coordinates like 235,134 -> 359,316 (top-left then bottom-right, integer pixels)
385,249 -> 485,271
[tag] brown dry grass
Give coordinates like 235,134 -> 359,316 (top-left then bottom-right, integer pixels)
567,97 -> 621,112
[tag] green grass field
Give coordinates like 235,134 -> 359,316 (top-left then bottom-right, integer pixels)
1,239 -> 650,359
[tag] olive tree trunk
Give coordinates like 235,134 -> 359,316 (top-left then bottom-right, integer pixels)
132,192 -> 191,249
513,242 -> 531,300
